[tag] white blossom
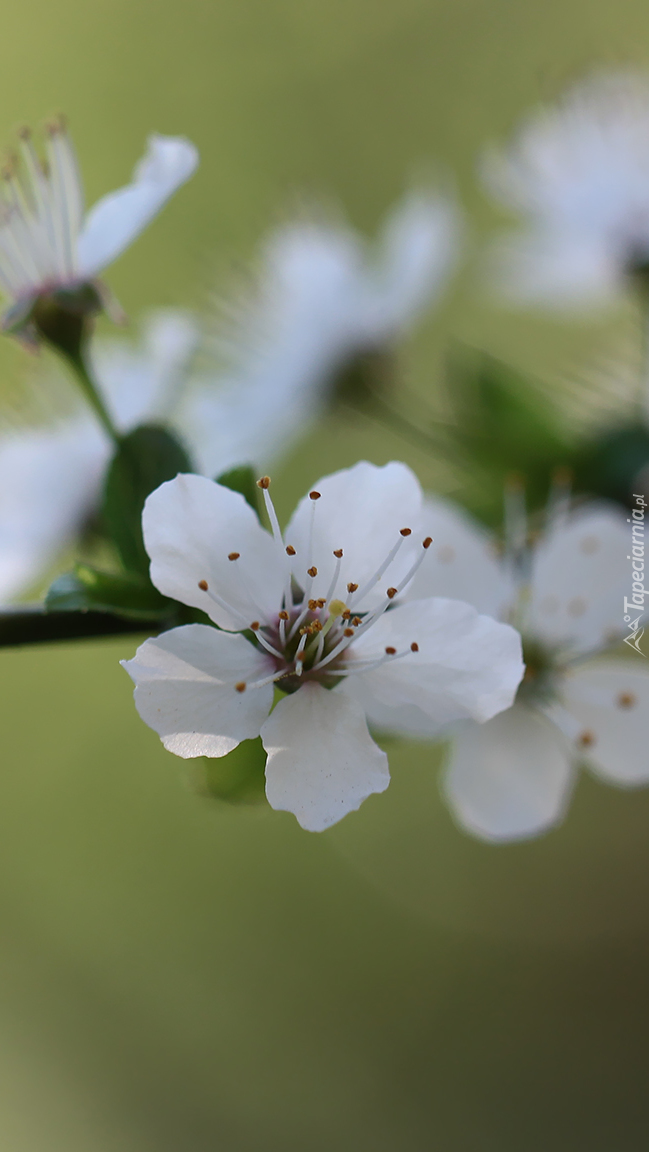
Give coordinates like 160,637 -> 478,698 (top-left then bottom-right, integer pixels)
184,192 -> 460,475
407,493 -> 649,841
0,311 -> 202,601
483,70 -> 649,309
122,461 -> 523,832
0,122 -> 197,316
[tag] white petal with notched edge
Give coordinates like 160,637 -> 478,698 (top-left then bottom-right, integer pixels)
143,474 -> 286,630
406,495 -> 514,618
121,624 -> 275,758
443,704 -> 575,842
261,682 -> 390,832
343,598 -> 524,737
77,135 -> 198,277
528,503 -> 629,653
563,660 -> 649,784
284,460 -> 423,609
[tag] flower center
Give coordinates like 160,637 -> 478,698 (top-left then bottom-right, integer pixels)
515,636 -> 560,705
198,476 -> 431,695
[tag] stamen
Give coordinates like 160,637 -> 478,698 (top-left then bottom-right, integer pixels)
228,552 -> 240,561
324,548 -> 344,606
197,579 -> 253,630
244,669 -> 290,692
307,566 -> 318,578
347,583 -> 358,594
235,682 -> 246,693
337,647 -> 414,676
352,538 -> 434,639
278,610 -> 289,645
294,631 -> 309,675
410,642 -> 419,652
250,625 -> 284,660
309,490 -> 321,500
256,475 -> 294,616
348,532 -> 410,606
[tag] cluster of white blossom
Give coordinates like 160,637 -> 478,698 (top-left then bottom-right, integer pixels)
0,79 -> 647,838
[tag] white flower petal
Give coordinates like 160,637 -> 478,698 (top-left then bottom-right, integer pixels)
406,495 -> 513,617
261,682 -> 389,831
528,502 -> 630,653
77,135 -> 198,277
443,704 -> 575,841
142,474 -> 285,630
91,308 -> 200,432
284,460 -> 423,608
367,192 -> 459,335
343,597 -> 524,737
562,659 -> 649,784
121,624 -> 275,758
482,69 -> 649,308
0,420 -> 108,601
485,228 -> 624,310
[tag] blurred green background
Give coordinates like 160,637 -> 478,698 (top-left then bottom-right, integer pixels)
1,1 -> 649,1148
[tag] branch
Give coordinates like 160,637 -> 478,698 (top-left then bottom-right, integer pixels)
0,604 -> 165,648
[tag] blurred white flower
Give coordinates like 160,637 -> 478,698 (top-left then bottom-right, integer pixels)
0,310 -> 201,601
407,493 -> 649,840
184,192 -> 460,476
483,70 -> 649,309
0,122 -> 197,322
122,461 -> 523,832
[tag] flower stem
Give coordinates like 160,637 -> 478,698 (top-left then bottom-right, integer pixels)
65,349 -> 121,446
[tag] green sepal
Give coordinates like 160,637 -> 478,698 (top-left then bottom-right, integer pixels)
215,464 -> 262,518
103,423 -> 192,575
46,564 -> 173,621
190,738 -> 268,805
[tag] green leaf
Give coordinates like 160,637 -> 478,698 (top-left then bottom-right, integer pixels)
444,350 -> 576,525
103,424 -> 192,575
46,565 -> 173,621
190,738 -> 268,805
572,423 -> 649,508
215,465 -> 261,517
